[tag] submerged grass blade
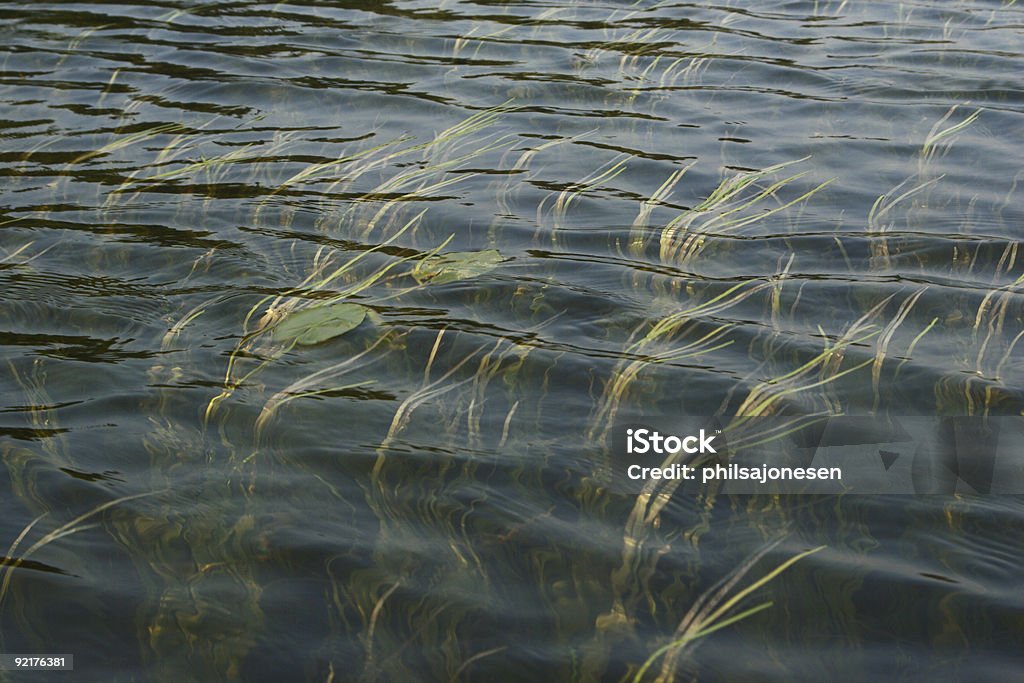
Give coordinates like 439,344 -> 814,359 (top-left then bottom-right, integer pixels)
633,544 -> 825,683
0,490 -> 160,613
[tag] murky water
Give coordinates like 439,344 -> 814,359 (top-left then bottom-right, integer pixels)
2,1 -> 1023,681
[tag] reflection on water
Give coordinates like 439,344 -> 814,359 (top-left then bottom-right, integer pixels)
1,1 -> 1023,681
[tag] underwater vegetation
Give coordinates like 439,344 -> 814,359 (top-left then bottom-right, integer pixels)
1,1 -> 1023,681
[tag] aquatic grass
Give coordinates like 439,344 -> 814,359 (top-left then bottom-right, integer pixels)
452,8 -> 569,61
592,0 -> 723,92
449,646 -> 508,680
614,27 -> 677,73
993,241 -> 1020,281
501,132 -> 581,177
104,103 -> 514,226
920,104 -> 983,172
7,360 -> 69,465
893,316 -> 940,381
7,53 -> 1024,681
116,360 -> 269,682
631,164 -> 692,234
587,457 -> 824,681
811,0 -> 850,16
768,254 -> 796,331
449,334 -> 539,450
994,328 -> 1024,383
372,329 -> 484,480
591,408 -> 713,670
633,543 -> 826,682
286,104 -> 519,244
253,332 -> 394,441
160,294 -> 223,350
0,242 -> 32,266
66,122 -> 184,167
346,135 -> 510,222
589,280 -> 773,444
865,104 -> 981,264
120,143 -> 263,186
274,136 -> 410,195
578,3 -> 727,111
6,5 -> 1024,682
354,173 -> 479,242
103,121 -> 283,208
538,155 -> 629,234
0,513 -> 46,622
582,1 -> 670,68
357,332 -> 532,671
588,322 -> 738,444
661,54 -> 712,88
971,279 -> 1023,381
726,346 -> 874,436
204,214 -> 432,424
494,133 -> 584,220
0,240 -> 55,268
870,288 -> 928,412
654,159 -> 835,265
867,175 -> 943,232
0,490 -> 158,617
421,102 -> 518,164
730,316 -> 884,422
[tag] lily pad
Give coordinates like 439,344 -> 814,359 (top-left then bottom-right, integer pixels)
273,301 -> 367,346
413,249 -> 503,285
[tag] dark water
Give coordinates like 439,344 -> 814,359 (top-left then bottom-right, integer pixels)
1,1 -> 1023,681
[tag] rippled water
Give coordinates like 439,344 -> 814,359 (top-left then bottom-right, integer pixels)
1,1 -> 1023,681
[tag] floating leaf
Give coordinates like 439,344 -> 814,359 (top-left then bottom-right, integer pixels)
272,301 -> 367,346
413,249 -> 503,285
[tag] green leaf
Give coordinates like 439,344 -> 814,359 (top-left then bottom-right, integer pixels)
273,301 -> 368,346
413,249 -> 503,285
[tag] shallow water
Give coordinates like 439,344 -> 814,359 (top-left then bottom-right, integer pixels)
1,1 -> 1023,681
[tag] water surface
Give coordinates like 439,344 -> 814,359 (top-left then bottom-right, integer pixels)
1,1 -> 1023,681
